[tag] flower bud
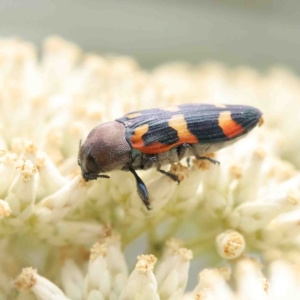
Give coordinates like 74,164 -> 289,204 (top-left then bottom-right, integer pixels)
15,267 -> 71,300
119,255 -> 159,300
215,230 -> 245,259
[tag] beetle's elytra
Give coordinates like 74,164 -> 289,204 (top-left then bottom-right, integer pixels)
78,103 -> 263,210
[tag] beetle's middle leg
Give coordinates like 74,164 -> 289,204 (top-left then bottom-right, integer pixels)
189,144 -> 220,165
142,153 -> 180,184
177,143 -> 191,167
158,168 -> 180,184
155,158 -> 180,185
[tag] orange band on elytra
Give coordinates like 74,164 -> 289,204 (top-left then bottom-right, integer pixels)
218,111 -> 244,138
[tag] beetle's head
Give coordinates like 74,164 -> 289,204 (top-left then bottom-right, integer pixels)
78,121 -> 131,181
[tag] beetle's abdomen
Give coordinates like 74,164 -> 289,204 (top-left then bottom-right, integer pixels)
117,104 -> 263,155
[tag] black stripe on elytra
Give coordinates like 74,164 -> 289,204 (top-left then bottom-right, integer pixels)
230,106 -> 262,133
141,114 -> 179,146
120,109 -> 180,147
186,111 -> 228,142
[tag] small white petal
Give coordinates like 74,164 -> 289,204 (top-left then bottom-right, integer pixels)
170,162 -> 202,212
86,290 -> 105,300
5,159 -> 37,215
120,255 -> 158,300
36,152 -> 67,199
192,268 -> 233,300
228,185 -> 299,232
156,247 -> 192,300
42,37 -> 81,94
268,260 -> 300,299
83,234 -> 127,299
61,259 -> 84,300
87,180 -> 110,207
0,199 -> 12,218
36,176 -> 88,222
234,259 -> 267,300
262,208 -> 300,245
19,141 -> 38,164
35,220 -> 105,246
15,267 -> 71,300
203,189 -> 230,219
233,148 -> 266,204
0,151 -> 18,197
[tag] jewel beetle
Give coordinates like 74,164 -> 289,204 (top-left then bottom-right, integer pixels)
78,103 -> 263,209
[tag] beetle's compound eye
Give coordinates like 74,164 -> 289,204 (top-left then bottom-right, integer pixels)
85,154 -> 99,174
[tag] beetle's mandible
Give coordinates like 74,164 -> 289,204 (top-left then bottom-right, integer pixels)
78,103 -> 263,210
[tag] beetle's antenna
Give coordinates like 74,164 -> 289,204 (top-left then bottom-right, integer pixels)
97,174 -> 110,179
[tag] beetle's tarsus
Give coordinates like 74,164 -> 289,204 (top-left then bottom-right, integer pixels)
189,145 -> 220,165
198,156 -> 220,165
159,169 -> 180,185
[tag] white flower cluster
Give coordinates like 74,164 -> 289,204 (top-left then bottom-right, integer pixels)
0,37 -> 300,299
14,236 -> 300,300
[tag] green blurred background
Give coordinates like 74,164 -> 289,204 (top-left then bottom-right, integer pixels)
1,0 -> 299,71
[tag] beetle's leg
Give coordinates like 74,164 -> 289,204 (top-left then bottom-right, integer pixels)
141,154 -> 158,170
158,169 -> 180,184
129,167 -> 151,210
176,143 -> 192,167
198,156 -> 220,165
156,162 -> 180,184
186,157 -> 191,168
177,143 -> 190,160
190,145 -> 220,165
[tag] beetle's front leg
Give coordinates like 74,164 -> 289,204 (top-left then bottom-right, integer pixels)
129,167 -> 151,210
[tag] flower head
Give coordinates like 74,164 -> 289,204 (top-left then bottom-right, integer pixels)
0,36 -> 299,299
